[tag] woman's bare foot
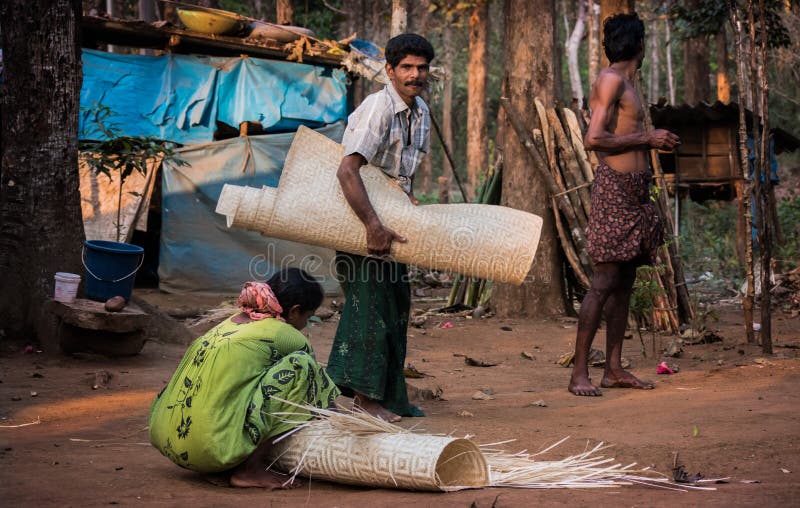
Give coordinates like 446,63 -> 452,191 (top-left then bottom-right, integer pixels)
568,373 -> 602,396
354,393 -> 401,422
601,369 -> 655,390
230,468 -> 303,489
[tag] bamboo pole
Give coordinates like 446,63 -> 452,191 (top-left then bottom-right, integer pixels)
552,196 -> 591,288
634,74 -> 694,324
500,97 -> 592,269
430,113 -> 469,202
756,0 -> 772,354
547,108 -> 593,219
562,108 -> 595,182
730,2 -> 756,344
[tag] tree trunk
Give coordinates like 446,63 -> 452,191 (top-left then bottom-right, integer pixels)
277,0 -> 294,25
665,15 -> 675,104
730,2 -> 756,344
566,0 -> 586,107
0,0 -> 85,342
648,14 -> 660,102
683,36 -> 710,104
587,1 -> 600,87
250,0 -> 265,20
599,0 -> 635,69
196,0 -> 221,8
440,19 -> 454,202
553,1 -> 565,103
716,28 -> 730,103
755,0 -> 772,354
494,0 -> 565,318
139,0 -> 156,22
391,0 -> 407,37
407,0 -> 432,195
339,0 -> 368,106
467,0 -> 489,202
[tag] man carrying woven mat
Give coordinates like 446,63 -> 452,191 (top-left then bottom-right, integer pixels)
326,34 -> 435,422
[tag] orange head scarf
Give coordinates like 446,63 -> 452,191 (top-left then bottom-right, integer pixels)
237,281 -> 284,321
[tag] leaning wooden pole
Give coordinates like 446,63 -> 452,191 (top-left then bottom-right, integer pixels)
500,97 -> 592,268
730,1 -> 756,344
756,0 -> 772,354
634,74 -> 693,323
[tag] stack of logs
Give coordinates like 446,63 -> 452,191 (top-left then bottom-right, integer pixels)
500,96 -> 693,334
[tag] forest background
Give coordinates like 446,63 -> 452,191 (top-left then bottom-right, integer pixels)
88,0 -> 800,274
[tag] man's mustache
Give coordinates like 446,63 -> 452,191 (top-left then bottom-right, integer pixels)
404,80 -> 426,87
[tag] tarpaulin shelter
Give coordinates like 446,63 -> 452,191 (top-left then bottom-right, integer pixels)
78,16 -> 350,294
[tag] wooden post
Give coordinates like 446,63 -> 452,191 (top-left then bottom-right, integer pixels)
756,0 -> 772,354
730,2 -> 756,344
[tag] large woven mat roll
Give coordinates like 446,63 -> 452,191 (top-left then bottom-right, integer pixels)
268,430 -> 489,491
216,126 -> 542,284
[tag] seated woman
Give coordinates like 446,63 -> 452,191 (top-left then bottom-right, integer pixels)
149,268 -> 339,489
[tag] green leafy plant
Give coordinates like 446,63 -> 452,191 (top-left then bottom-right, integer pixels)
79,103 -> 188,242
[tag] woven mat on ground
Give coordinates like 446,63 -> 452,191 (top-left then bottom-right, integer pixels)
269,430 -> 488,491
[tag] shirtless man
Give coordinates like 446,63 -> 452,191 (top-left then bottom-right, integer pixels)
568,13 -> 680,396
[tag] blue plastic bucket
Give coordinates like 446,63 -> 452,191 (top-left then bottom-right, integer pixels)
82,240 -> 144,302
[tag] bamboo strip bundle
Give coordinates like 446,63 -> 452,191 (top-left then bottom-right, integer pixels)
265,399 -> 717,492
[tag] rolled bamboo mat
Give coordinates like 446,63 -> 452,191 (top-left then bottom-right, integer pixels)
216,126 -> 542,285
268,429 -> 489,491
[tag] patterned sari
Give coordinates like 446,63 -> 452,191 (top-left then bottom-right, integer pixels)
148,316 -> 339,473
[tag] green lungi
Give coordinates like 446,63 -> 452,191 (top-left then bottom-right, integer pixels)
148,316 -> 339,473
326,252 -> 423,417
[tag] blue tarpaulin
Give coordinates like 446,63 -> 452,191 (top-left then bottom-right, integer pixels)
79,49 -> 348,145
159,123 -> 345,295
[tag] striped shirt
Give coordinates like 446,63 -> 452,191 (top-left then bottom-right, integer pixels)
341,84 -> 431,193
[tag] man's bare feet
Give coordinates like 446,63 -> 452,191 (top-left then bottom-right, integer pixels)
354,393 -> 401,422
568,373 -> 602,396
600,369 -> 655,390
230,468 -> 303,489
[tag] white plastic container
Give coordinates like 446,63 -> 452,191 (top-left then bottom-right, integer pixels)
54,272 -> 81,303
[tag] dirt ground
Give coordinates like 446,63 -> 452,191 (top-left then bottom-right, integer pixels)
1,290 -> 799,507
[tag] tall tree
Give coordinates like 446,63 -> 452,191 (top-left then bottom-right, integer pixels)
439,14 -> 454,203
716,27 -> 731,102
0,0 -> 85,341
566,0 -> 587,107
466,0 -> 489,201
139,0 -> 156,22
587,0 -> 601,86
683,32 -> 710,104
647,11 -> 660,101
494,0 -> 564,317
277,0 -> 294,24
391,0 -> 407,36
665,13 -> 676,103
409,0 -> 434,195
599,0 -> 635,68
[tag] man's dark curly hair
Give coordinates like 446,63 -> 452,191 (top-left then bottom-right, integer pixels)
602,13 -> 645,63
385,33 -> 435,67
